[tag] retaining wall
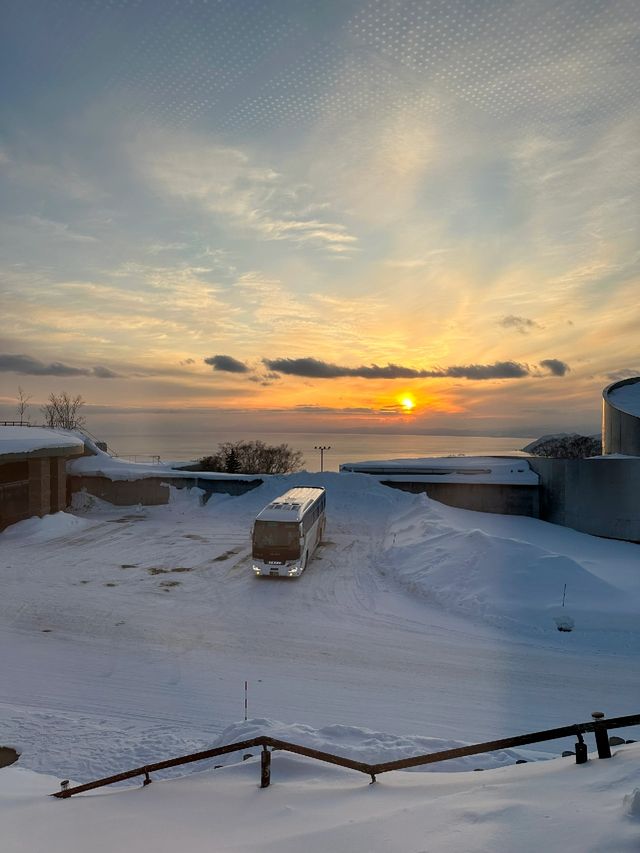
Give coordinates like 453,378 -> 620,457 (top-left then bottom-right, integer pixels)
68,474 -> 262,506
381,481 -> 540,517
528,457 -> 640,542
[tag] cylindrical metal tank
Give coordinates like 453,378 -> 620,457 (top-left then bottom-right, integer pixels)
602,377 -> 640,456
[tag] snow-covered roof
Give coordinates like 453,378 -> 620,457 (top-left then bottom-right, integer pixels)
340,456 -> 538,485
607,377 -> 640,417
0,426 -> 85,461
256,487 -> 325,522
67,447 -> 262,482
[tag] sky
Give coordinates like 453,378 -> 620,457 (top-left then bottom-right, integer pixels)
1,0 -> 638,437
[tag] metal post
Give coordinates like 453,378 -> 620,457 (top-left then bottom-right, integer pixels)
575,731 -> 588,764
314,445 -> 331,472
260,746 -> 271,788
591,712 -> 611,759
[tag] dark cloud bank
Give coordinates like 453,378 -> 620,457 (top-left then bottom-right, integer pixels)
204,354 -> 250,374
207,355 -> 570,380
0,354 -> 121,378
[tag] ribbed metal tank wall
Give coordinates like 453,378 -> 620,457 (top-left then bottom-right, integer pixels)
602,377 -> 640,456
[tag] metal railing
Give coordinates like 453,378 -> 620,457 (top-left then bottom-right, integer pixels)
51,710 -> 639,798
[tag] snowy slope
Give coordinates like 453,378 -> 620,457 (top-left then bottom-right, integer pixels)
1,473 -> 638,791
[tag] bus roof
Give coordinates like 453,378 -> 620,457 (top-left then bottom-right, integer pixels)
255,487 -> 325,523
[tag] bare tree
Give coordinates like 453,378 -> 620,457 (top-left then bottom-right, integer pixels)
200,440 -> 303,474
16,386 -> 32,424
41,391 -> 86,430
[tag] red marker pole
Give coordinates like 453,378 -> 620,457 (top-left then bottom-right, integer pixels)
244,681 -> 248,721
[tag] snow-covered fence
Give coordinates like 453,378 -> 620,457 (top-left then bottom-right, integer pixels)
52,711 -> 640,798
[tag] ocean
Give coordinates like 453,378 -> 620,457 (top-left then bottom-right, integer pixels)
95,430 -> 533,472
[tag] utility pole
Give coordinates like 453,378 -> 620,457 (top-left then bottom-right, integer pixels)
314,445 -> 331,472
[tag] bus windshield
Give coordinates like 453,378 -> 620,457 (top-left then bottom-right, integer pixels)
253,521 -> 300,555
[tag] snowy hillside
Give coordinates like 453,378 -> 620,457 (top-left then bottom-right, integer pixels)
1,473 -> 638,849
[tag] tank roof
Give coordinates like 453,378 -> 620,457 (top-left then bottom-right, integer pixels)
604,377 -> 640,417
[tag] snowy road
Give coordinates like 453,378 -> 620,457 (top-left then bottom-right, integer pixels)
1,473 -> 638,782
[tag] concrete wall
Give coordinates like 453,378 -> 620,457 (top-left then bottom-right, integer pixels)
602,377 -> 640,456
528,456 -> 640,542
68,474 -> 262,506
0,461 -> 29,529
382,481 -> 540,517
0,454 -> 75,530
603,378 -> 640,456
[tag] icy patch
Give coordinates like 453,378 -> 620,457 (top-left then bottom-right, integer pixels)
0,512 -> 92,542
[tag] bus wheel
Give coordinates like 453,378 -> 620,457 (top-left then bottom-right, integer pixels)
302,552 -> 308,571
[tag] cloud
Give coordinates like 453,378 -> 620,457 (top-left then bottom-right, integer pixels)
262,357 -> 543,380
204,354 -> 250,374
147,241 -> 189,254
606,368 -> 640,382
16,215 -> 97,243
0,353 -> 120,378
91,365 -> 122,379
135,132 -> 357,255
539,359 -> 570,377
498,315 -> 540,334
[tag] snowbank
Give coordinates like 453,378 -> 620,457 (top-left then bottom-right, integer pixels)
1,743 -> 639,853
206,718 -> 550,772
0,511 -> 92,542
384,496 -> 640,636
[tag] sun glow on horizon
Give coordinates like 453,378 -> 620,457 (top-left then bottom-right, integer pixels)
400,394 -> 416,413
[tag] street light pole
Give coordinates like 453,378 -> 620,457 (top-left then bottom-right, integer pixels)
314,445 -> 331,472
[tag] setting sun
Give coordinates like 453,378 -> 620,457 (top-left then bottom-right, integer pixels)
400,394 -> 416,412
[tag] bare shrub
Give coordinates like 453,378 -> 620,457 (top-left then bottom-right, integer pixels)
41,391 -> 86,430
200,440 -> 304,474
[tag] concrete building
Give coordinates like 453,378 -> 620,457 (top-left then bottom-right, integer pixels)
0,427 -> 85,530
602,376 -> 640,456
340,457 -> 540,517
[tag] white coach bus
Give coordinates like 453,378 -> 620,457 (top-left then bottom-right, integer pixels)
252,486 -> 326,577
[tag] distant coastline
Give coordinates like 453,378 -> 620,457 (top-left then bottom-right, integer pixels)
91,429 -> 534,472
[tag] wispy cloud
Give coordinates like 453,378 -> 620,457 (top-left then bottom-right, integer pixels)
12,215 -> 97,243
133,131 -> 357,254
498,315 -> 541,334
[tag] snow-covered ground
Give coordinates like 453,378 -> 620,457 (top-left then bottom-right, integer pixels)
3,744 -> 640,853
1,472 -> 638,849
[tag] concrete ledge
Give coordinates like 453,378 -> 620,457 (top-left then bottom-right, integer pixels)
68,474 -> 263,506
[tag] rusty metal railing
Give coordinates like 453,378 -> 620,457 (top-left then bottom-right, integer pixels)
51,711 -> 640,798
